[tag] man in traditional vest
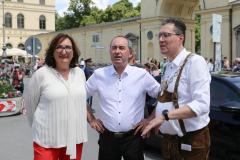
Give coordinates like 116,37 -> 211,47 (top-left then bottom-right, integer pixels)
142,17 -> 211,160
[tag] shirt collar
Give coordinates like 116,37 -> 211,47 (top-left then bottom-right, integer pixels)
171,48 -> 189,67
109,64 -> 130,76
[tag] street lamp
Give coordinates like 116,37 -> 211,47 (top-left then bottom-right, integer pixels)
1,0 -> 6,59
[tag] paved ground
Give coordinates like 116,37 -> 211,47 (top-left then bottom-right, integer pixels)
0,94 -> 162,160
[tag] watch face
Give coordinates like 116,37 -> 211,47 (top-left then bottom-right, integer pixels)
147,31 -> 153,40
162,109 -> 169,120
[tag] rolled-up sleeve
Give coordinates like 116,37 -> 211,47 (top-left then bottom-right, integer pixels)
23,72 -> 41,126
144,72 -> 161,98
186,56 -> 211,116
86,71 -> 98,98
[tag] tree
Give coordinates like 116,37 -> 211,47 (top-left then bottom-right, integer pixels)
101,0 -> 140,22
55,0 -> 141,30
59,0 -> 93,29
55,13 -> 66,31
195,14 -> 201,53
81,7 -> 104,25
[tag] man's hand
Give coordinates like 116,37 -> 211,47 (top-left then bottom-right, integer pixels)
141,115 -> 165,138
86,104 -> 105,133
89,118 -> 105,133
133,118 -> 151,136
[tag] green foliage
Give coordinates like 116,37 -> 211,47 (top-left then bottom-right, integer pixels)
0,76 -> 19,99
55,0 -> 141,31
101,0 -> 139,22
195,14 -> 201,53
55,13 -> 66,31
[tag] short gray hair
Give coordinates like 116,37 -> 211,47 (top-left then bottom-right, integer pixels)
110,35 -> 133,51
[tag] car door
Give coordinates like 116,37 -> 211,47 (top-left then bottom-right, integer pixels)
210,76 -> 240,160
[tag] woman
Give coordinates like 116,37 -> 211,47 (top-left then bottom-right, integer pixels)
24,33 -> 87,160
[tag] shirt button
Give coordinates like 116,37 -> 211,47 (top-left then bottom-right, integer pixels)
119,123 -> 120,125
119,112 -> 121,114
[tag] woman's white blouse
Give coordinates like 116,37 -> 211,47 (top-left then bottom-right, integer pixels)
24,65 -> 88,159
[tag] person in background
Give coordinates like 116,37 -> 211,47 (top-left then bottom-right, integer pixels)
84,58 -> 94,112
223,56 -> 230,70
84,58 -> 93,79
232,57 -> 240,72
86,35 -> 160,160
160,57 -> 168,74
79,59 -> 85,70
128,50 -> 143,68
142,17 -> 211,160
24,33 -> 87,160
207,58 -> 214,72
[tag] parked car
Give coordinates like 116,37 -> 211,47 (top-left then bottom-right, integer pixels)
145,72 -> 240,160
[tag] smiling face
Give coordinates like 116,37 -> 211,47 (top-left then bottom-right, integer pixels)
110,37 -> 131,69
54,38 -> 73,68
159,23 -> 184,59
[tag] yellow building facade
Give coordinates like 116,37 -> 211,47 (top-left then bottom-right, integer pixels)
35,0 -> 240,64
0,0 -> 55,51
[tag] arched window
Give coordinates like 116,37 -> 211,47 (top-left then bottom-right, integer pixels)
18,43 -> 25,50
17,14 -> 24,28
6,43 -> 13,49
39,15 -> 46,29
17,0 -> 23,2
39,0 -> 45,5
5,13 -> 12,28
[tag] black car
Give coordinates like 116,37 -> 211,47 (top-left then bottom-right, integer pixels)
145,72 -> 240,160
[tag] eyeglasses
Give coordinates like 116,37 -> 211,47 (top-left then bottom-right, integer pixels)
55,45 -> 73,53
158,32 -> 181,39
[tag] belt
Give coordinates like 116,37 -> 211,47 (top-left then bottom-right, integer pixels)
104,129 -> 135,138
162,126 -> 209,140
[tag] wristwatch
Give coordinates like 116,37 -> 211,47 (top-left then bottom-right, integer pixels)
162,109 -> 169,121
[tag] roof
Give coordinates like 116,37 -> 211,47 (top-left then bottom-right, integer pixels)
211,71 -> 240,89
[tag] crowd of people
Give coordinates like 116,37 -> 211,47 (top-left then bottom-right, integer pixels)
0,61 -> 29,93
0,17 -> 238,160
204,56 -> 240,72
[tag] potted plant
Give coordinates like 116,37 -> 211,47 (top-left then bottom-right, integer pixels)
0,74 -> 22,116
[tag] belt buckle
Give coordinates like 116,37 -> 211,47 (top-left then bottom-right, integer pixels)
114,132 -> 124,138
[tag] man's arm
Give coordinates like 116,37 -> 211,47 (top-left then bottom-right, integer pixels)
87,105 -> 105,133
133,107 -> 156,135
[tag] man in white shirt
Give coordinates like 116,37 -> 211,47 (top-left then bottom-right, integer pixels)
86,36 -> 160,160
142,18 -> 211,160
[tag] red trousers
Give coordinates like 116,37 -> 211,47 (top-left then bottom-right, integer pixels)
33,142 -> 83,160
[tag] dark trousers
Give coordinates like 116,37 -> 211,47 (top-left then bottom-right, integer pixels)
98,131 -> 144,160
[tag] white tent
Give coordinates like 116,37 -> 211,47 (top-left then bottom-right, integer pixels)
0,48 -> 38,58
0,48 -> 27,57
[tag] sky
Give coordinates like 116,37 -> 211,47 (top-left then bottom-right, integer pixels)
56,0 -> 141,16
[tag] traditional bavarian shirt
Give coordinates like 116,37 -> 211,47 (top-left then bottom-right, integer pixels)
156,48 -> 211,136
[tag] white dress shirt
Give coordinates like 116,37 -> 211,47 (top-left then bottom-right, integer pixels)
24,65 -> 88,159
156,49 -> 211,136
86,64 -> 160,132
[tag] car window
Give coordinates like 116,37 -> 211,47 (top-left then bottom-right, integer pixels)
211,80 -> 240,108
